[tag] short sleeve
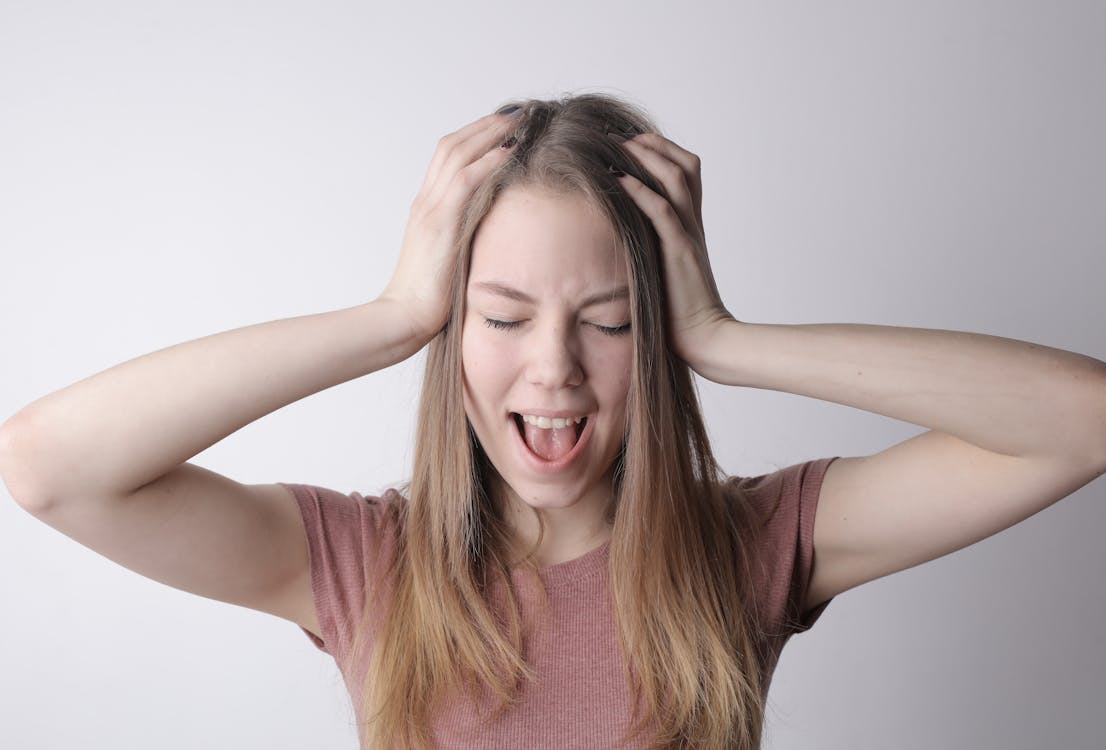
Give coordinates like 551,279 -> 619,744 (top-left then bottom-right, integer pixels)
730,456 -> 840,641
277,482 -> 399,662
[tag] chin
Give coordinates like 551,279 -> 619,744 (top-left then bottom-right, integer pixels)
503,468 -> 616,515
515,487 -> 589,511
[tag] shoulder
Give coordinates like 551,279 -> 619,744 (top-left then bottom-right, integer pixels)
278,482 -> 407,554
279,482 -> 406,516
718,457 -> 839,581
721,457 -> 840,631
723,457 -> 838,522
276,483 -> 406,658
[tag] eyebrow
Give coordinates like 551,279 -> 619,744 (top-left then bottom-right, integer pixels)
471,281 -> 630,308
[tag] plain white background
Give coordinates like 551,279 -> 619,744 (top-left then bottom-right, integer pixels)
2,1 -> 1104,748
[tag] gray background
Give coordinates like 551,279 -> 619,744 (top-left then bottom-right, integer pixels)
2,1 -> 1104,748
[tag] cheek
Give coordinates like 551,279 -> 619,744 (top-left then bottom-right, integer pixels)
461,327 -> 517,409
593,342 -> 634,397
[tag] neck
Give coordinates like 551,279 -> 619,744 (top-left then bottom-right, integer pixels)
494,480 -> 615,568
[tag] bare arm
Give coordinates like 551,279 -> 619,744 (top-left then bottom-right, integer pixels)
0,298 -> 424,508
700,319 -> 1106,612
0,299 -> 429,639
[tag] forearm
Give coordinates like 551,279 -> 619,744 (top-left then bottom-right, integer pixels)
698,320 -> 1106,461
0,297 -> 429,503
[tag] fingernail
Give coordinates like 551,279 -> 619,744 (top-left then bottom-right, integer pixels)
496,105 -> 522,118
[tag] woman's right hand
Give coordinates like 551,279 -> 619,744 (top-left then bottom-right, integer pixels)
378,108 -> 522,343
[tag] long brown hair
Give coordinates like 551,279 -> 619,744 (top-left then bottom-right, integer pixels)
349,92 -> 770,749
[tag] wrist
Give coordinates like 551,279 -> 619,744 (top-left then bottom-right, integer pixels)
366,296 -> 441,362
682,316 -> 746,385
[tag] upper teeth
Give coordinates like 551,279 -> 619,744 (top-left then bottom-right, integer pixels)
520,414 -> 584,429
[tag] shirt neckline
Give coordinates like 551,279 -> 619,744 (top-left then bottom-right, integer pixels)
513,536 -> 611,590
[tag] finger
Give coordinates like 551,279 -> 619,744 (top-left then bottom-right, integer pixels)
626,133 -> 703,213
619,139 -> 701,242
436,138 -> 519,221
617,172 -> 724,306
423,111 -> 521,208
615,172 -> 698,261
621,133 -> 704,232
422,112 -> 508,188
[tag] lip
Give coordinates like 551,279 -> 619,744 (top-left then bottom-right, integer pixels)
510,411 -> 593,474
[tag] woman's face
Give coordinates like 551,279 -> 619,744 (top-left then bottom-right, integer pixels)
462,184 -> 633,522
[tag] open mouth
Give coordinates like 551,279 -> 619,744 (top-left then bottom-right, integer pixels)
512,413 -> 587,462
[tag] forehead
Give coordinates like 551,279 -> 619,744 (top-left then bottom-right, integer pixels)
468,185 -> 625,290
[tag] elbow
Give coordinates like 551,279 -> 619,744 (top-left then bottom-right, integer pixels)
0,414 -> 56,513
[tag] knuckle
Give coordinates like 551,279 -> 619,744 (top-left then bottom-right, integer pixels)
658,161 -> 682,182
435,133 -> 457,152
453,166 -> 480,191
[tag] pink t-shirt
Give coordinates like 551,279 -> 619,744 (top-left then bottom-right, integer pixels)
279,455 -> 838,748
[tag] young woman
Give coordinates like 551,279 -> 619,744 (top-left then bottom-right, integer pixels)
3,93 -> 1105,749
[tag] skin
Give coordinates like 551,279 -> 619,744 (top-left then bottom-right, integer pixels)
462,185 -> 634,566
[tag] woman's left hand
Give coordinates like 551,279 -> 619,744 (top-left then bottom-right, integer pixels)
614,133 -> 735,374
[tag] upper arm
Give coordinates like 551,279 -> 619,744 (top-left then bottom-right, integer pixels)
17,461 -> 322,640
806,429 -> 1106,613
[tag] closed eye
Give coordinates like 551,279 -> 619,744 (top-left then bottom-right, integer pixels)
483,318 -> 521,331
483,318 -> 631,336
593,323 -> 631,337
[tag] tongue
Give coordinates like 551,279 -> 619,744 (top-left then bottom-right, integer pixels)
523,422 -> 578,461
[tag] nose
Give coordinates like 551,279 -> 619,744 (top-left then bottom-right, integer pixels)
524,321 -> 584,389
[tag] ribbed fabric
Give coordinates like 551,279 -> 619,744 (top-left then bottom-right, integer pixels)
279,455 -> 838,748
